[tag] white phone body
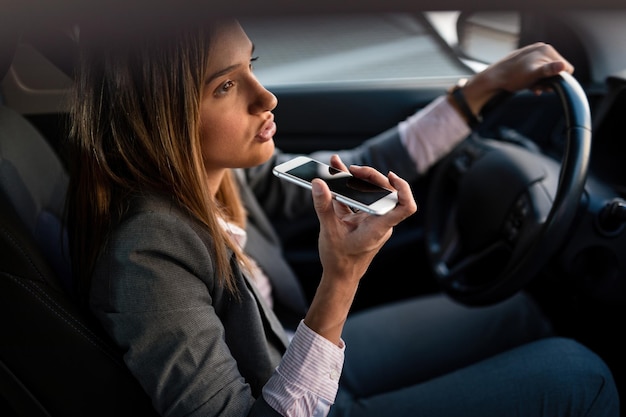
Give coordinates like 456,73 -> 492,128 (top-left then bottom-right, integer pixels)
272,156 -> 398,215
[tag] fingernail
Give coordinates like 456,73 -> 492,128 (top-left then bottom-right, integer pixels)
311,180 -> 323,195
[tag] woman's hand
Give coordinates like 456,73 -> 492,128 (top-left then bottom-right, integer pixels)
304,154 -> 417,344
462,42 -> 575,115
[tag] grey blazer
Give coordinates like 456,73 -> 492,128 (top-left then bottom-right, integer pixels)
90,127 -> 419,417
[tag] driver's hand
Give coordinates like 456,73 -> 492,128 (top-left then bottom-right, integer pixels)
311,154 -> 417,282
303,153 -> 416,345
459,42 -> 574,116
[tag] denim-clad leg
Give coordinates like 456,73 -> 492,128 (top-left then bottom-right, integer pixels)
330,292 -> 620,416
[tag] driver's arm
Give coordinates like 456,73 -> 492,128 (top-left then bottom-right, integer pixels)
398,95 -> 470,175
401,42 -> 574,175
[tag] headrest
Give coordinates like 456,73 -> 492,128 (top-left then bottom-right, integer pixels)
0,18 -> 23,81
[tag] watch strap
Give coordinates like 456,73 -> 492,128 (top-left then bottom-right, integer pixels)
449,81 -> 482,129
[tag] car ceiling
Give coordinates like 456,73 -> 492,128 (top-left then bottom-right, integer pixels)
5,0 -> 626,31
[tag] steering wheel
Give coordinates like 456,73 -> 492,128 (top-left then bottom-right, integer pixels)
425,72 -> 591,306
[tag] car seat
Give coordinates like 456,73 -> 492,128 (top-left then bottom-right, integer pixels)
0,24 -> 158,417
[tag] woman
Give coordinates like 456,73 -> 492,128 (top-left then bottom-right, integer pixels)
67,18 -> 619,417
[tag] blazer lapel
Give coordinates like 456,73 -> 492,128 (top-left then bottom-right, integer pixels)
241,269 -> 291,349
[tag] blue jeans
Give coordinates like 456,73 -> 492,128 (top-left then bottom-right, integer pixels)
331,293 -> 619,416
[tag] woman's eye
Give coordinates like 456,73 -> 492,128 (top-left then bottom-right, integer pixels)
215,80 -> 235,96
250,56 -> 259,70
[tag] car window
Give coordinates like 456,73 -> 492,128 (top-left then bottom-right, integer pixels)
3,12 -> 518,115
240,13 -> 473,87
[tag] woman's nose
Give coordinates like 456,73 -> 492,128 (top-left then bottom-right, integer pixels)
250,79 -> 278,113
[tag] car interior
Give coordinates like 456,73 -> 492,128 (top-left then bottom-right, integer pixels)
0,20 -> 161,417
1,4 -> 625,416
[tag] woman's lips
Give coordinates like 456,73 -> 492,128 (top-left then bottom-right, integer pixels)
256,117 -> 276,142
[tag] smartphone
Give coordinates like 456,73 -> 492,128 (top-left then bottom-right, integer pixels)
272,156 -> 398,215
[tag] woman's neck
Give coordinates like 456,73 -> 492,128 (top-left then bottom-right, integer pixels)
204,167 -> 227,197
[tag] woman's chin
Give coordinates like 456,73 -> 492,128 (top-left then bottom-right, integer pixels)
249,141 -> 276,167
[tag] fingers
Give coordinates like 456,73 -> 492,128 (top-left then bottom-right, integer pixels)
523,43 -> 573,81
315,156 -> 417,225
350,166 -> 418,222
538,44 -> 574,75
533,46 -> 572,81
311,178 -> 334,220
329,154 -> 349,172
348,164 -> 391,188
529,48 -> 574,94
387,171 -> 419,221
538,60 -> 565,79
313,164 -> 417,224
465,41 -> 575,111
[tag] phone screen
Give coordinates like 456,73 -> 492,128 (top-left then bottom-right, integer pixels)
286,160 -> 393,205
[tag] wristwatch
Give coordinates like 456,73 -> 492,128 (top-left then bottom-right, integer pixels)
448,78 -> 482,129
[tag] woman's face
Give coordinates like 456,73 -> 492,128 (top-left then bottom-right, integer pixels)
199,20 -> 278,181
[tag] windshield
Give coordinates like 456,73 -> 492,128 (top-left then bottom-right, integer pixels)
241,13 -> 473,87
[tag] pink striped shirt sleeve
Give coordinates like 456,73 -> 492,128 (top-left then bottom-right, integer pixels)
398,95 -> 471,174
263,320 -> 344,417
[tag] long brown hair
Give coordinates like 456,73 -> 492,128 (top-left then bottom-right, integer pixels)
67,20 -> 247,304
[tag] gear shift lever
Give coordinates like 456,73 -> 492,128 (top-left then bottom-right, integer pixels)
598,198 -> 626,234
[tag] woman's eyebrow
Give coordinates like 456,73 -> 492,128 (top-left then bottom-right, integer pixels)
206,43 -> 256,84
206,64 -> 240,84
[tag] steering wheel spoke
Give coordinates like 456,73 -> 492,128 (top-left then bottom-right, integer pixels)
437,239 -> 510,283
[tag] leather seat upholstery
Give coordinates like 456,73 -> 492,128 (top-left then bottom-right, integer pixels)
0,26 -> 158,417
